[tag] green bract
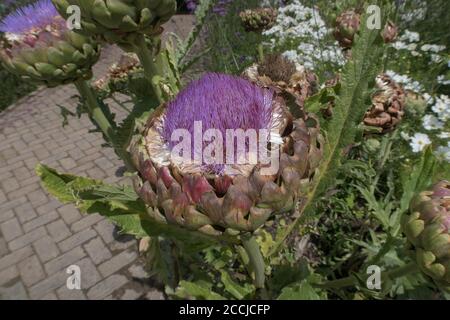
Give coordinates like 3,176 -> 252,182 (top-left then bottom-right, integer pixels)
52,0 -> 177,48
0,29 -> 100,87
402,181 -> 450,290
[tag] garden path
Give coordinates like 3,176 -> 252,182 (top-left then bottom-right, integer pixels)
0,15 -> 196,300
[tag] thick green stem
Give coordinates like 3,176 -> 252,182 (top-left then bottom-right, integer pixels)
133,35 -> 163,104
74,79 -> 135,172
317,262 -> 419,290
258,43 -> 265,63
242,234 -> 266,289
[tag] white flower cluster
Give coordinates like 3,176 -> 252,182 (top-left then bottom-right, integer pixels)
263,0 -> 345,69
391,30 -> 446,64
385,70 -> 423,92
402,93 -> 450,160
437,75 -> 450,86
399,0 -> 427,23
431,95 -> 450,122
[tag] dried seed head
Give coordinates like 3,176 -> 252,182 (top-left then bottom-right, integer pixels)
257,54 -> 297,83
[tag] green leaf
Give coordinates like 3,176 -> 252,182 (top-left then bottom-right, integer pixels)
35,163 -> 101,203
277,281 -> 323,300
115,99 -> 154,152
269,2 -> 386,256
172,281 -> 226,300
176,0 -> 214,69
399,147 -> 437,213
220,271 -> 254,300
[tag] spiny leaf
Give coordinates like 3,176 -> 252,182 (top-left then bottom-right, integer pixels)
172,280 -> 226,300
269,2 -> 386,256
220,271 -> 254,299
36,164 -> 237,245
177,0 -> 214,69
277,280 -> 324,300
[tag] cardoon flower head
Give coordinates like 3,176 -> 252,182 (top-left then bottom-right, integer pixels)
131,72 -> 323,234
0,0 -> 100,86
148,73 -> 279,176
0,0 -> 60,36
162,73 -> 273,163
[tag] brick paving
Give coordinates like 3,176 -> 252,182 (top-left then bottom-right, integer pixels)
0,16 -> 196,300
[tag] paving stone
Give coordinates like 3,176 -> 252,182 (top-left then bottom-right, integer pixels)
128,264 -> 147,279
56,286 -> 86,300
28,270 -> 67,299
59,158 -> 77,170
120,289 -> 142,300
27,190 -> 49,207
0,209 -> 14,223
58,229 -> 97,252
71,214 -> 104,233
44,246 -> 86,275
84,237 -> 112,265
75,257 -> 102,289
109,235 -> 136,251
8,227 -> 47,251
23,210 -> 59,233
0,237 -> 9,257
18,255 -> 45,286
41,292 -> 58,300
94,220 -> 115,244
14,202 -> 38,223
98,249 -> 137,277
0,217 -> 23,241
0,190 -> 6,205
2,177 -> 20,193
46,219 -> 71,242
0,246 -> 33,270
0,18 -> 193,300
145,290 -> 165,300
33,236 -> 60,263
0,266 -> 19,286
0,280 -> 28,300
58,204 -> 82,225
36,199 -> 62,215
86,274 -> 128,300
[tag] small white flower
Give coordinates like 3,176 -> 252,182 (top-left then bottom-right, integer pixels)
409,133 -> 431,153
432,95 -> 450,121
421,44 -> 431,51
422,93 -> 433,105
438,132 -> 450,139
422,114 -> 444,130
431,54 -> 443,64
400,30 -> 420,43
437,75 -> 450,85
435,143 -> 450,162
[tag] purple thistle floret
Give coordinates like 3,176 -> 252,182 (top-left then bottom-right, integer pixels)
162,73 -> 274,174
0,0 -> 59,34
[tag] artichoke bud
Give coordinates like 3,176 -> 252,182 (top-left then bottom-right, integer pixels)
239,8 -> 278,33
52,0 -> 177,48
131,73 -> 323,237
0,1 -> 100,87
243,54 -> 318,110
402,181 -> 450,290
363,74 -> 406,133
333,9 -> 361,49
382,20 -> 398,43
325,73 -> 406,134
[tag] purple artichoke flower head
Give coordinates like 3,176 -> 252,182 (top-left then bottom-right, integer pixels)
145,73 -> 284,176
0,0 -> 65,48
